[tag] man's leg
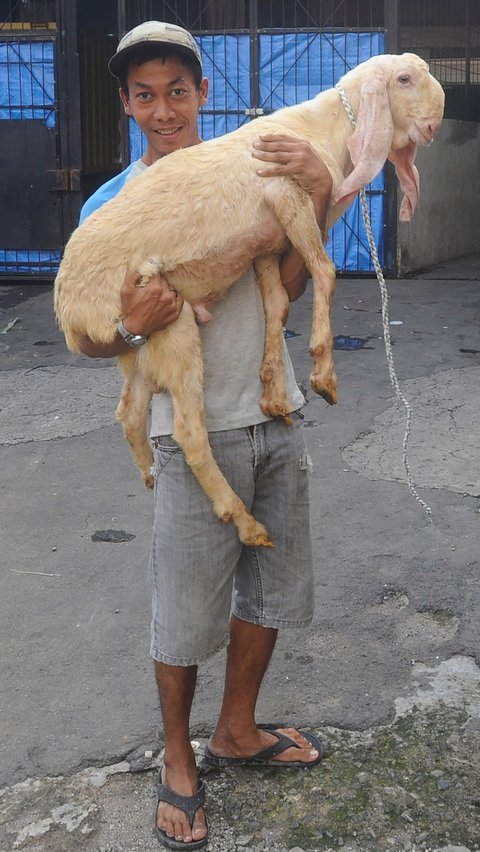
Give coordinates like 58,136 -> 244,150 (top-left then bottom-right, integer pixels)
208,418 -> 318,764
155,662 -> 208,844
208,615 -> 319,764
149,429 -> 255,843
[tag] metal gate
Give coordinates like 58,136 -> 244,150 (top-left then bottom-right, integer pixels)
128,27 -> 386,272
0,36 -> 62,275
0,0 -> 388,276
0,0 -> 82,278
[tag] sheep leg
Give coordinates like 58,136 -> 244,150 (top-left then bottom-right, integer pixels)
272,190 -> 337,405
116,352 -> 155,488
306,253 -> 337,405
137,306 -> 272,547
254,255 -> 293,424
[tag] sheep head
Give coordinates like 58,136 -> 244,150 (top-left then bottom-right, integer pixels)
333,53 -> 445,221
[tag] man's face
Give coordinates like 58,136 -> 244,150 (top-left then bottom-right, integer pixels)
120,56 -> 209,163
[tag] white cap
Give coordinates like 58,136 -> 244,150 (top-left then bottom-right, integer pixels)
108,20 -> 202,79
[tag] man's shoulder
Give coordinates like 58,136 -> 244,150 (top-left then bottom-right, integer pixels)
79,163 -> 137,224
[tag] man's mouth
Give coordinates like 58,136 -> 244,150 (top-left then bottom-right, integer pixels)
154,126 -> 183,137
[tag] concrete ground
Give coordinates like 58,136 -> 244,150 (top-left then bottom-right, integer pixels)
1,255 -> 480,851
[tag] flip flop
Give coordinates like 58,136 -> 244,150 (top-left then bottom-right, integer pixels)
203,724 -> 324,768
155,770 -> 208,850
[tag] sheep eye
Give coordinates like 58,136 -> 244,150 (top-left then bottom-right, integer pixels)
398,73 -> 411,84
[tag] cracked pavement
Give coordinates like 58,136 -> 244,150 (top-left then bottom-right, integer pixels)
1,255 -> 480,850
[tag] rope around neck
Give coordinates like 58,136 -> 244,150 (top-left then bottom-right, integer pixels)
335,83 -> 432,518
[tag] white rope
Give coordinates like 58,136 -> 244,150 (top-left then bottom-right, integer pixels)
335,84 -> 432,518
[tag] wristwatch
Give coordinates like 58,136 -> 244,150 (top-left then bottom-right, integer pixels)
116,319 -> 148,349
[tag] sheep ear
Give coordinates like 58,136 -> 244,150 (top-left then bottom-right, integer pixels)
333,73 -> 394,208
388,141 -> 420,221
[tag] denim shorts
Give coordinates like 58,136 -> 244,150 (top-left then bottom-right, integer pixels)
148,413 -> 314,666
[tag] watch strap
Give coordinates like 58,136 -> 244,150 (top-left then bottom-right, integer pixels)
116,319 -> 148,347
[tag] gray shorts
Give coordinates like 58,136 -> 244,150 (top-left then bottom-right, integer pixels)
149,413 -> 314,666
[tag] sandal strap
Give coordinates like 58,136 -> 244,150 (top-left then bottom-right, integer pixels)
249,730 -> 300,761
156,776 -> 206,828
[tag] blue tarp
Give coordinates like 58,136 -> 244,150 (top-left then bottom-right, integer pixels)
129,30 -> 385,272
258,31 -> 386,270
0,41 -> 55,126
0,250 -> 61,273
259,31 -> 384,107
1,32 -> 385,273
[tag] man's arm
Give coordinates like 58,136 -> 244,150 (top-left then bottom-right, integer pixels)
77,271 -> 183,358
252,134 -> 333,301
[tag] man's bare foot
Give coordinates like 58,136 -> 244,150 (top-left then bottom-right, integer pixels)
205,724 -> 322,767
156,760 -> 208,846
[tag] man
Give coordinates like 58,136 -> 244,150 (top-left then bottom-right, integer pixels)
78,21 -> 332,850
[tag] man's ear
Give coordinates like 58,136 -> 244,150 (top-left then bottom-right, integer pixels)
199,77 -> 209,107
119,87 -> 133,117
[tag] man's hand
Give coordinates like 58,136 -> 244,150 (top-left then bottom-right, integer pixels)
76,271 -> 183,358
252,133 -> 332,199
121,271 -> 183,336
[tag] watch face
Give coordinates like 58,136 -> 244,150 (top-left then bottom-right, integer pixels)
128,334 -> 147,348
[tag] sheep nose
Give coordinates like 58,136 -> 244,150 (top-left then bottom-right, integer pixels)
427,118 -> 441,138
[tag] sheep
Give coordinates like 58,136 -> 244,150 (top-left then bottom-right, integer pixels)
54,52 -> 444,548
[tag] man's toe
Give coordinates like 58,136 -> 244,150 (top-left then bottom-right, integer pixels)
192,810 -> 208,840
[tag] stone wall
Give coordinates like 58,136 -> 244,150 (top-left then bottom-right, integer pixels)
396,119 -> 480,275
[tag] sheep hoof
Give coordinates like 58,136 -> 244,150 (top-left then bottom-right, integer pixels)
239,519 -> 273,548
143,473 -> 154,489
319,386 -> 337,406
219,507 -> 272,547
244,529 -> 274,548
310,372 -> 337,406
260,397 -> 292,423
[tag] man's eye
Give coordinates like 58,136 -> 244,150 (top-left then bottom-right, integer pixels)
171,88 -> 187,96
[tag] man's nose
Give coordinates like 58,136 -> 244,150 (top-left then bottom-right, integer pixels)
153,98 -> 175,120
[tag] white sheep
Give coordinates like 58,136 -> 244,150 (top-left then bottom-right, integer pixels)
54,52 -> 444,547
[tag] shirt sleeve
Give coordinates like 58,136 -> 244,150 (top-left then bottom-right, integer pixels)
79,165 -> 135,224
